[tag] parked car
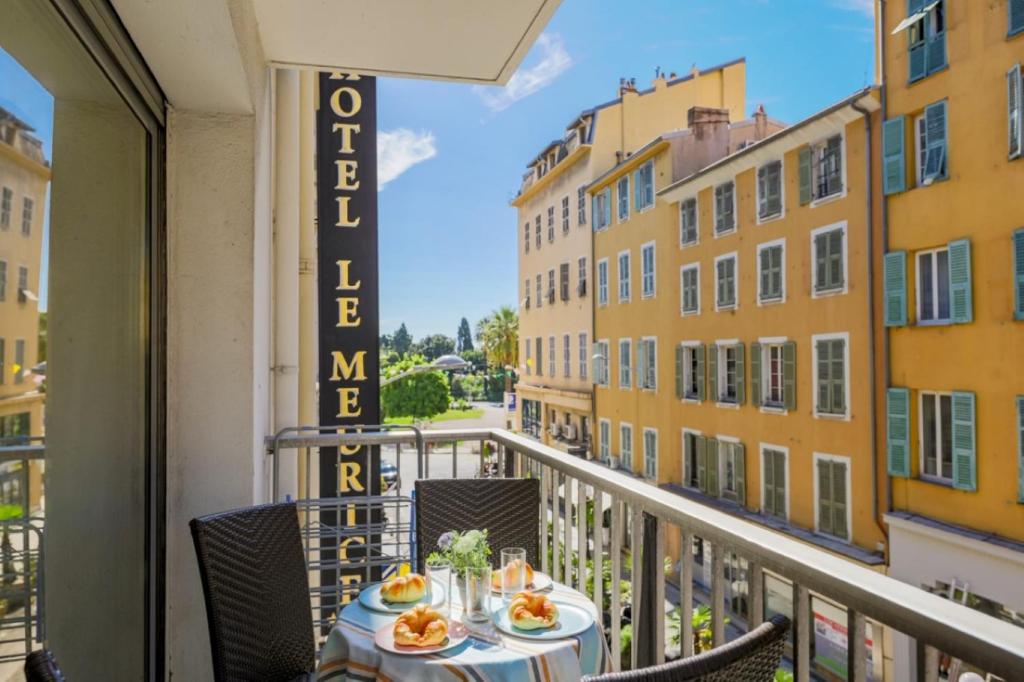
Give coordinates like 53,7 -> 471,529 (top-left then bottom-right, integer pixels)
380,460 -> 400,493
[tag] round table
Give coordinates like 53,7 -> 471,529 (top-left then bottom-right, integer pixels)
316,581 -> 612,681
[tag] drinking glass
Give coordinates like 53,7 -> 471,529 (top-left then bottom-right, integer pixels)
500,547 -> 527,601
461,566 -> 492,622
425,558 -> 452,615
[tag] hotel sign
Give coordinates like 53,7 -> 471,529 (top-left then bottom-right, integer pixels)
315,72 -> 381,604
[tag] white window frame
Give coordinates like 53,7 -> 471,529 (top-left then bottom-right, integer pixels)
577,185 -> 587,225
577,256 -> 587,296
617,250 -> 631,303
597,259 -> 609,306
716,434 -> 741,498
758,336 -> 789,413
809,131 -> 847,207
759,443 -> 790,520
0,187 -> 11,229
21,197 -> 33,236
535,214 -> 542,249
599,418 -> 611,461
756,238 -> 786,305
617,175 -> 630,223
638,336 -> 657,391
547,206 -> 555,242
915,247 -> 951,325
618,338 -> 632,389
680,263 -> 700,316
641,241 -> 656,299
918,390 -> 954,484
596,339 -> 610,387
809,221 -> 849,298
811,331 -> 851,420
681,340 -> 702,403
548,335 -> 556,378
681,427 -> 702,487
812,452 -> 852,543
578,332 -> 588,379
593,188 -> 612,231
913,113 -> 928,186
619,422 -> 633,471
715,339 -> 741,407
635,161 -> 656,213
642,427 -> 658,480
755,158 -> 785,224
714,251 -> 738,311
1009,63 -> 1022,160
563,333 -> 571,378
561,195 -> 570,234
679,196 -> 699,247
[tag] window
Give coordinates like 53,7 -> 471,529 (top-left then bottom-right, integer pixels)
637,337 -> 656,390
680,263 -> 699,315
713,343 -> 744,404
593,187 -> 612,230
814,335 -> 848,417
906,0 -> 946,83
715,253 -> 737,309
757,160 -> 783,220
547,206 -> 555,242
524,340 -> 532,375
1018,397 -> 1024,503
679,198 -> 698,246
917,248 -> 950,323
683,431 -> 700,487
1015,229 -> 1024,320
1013,0 -> 1024,35
0,261 -> 6,302
680,344 -> 704,401
561,196 -> 570,233
577,186 -> 587,225
920,392 -> 953,483
812,224 -> 846,294
535,274 -> 542,308
1010,64 -> 1022,159
13,340 -> 25,385
714,181 -> 735,234
643,428 -> 658,479
594,340 -> 610,386
547,269 -> 555,304
535,337 -> 543,376
524,223 -> 530,253
17,267 -> 27,304
641,242 -> 655,298
523,279 -> 530,309
634,161 -> 654,211
577,257 -> 587,297
617,251 -> 631,302
21,198 -> 33,236
563,334 -> 571,378
720,440 -> 745,502
752,341 -> 796,410
579,333 -> 588,379
0,188 -> 10,229
620,423 -> 633,470
617,175 -> 630,222
559,263 -> 570,302
618,339 -> 632,389
0,338 -> 4,385
815,457 -> 849,541
548,336 -> 555,378
758,240 -> 784,302
597,259 -> 609,305
599,419 -> 611,461
762,447 -> 787,520
812,135 -> 843,200
914,101 -> 948,185
535,215 -> 541,249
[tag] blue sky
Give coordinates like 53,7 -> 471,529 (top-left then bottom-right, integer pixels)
1,0 -> 874,333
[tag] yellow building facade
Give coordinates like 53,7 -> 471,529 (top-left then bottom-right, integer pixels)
514,60 -> 747,452
879,1 -> 1024,676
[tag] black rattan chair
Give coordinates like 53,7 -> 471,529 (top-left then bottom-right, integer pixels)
25,649 -> 63,682
415,478 -> 540,570
583,614 -> 791,682
190,502 -> 315,682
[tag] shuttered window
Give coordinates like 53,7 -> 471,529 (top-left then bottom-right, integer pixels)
577,186 -> 587,225
620,423 -> 632,470
561,195 -> 570,233
535,337 -> 543,376
524,223 -> 530,253
524,340 -> 531,375
638,338 -> 657,390
950,391 -> 977,491
0,261 -> 5,302
715,343 -> 744,404
641,243 -> 656,298
798,148 -> 812,205
813,226 -> 845,293
535,215 -> 541,249
917,248 -> 950,323
816,459 -> 849,541
721,441 -> 746,504
815,337 -> 847,416
921,101 -> 948,184
563,334 -> 571,378
921,392 -> 953,482
1012,0 -> 1024,35
547,207 -> 555,242
536,275 -> 542,309
706,437 -> 720,497
812,135 -> 843,200
887,388 -> 911,477
681,344 -> 704,401
751,342 -> 795,410
680,198 -> 698,245
619,339 -> 632,389
548,336 -> 556,378
1017,397 -> 1024,503
599,420 -> 610,461
714,181 -> 735,234
757,161 -> 783,220
884,251 -> 907,326
617,175 -> 630,222
762,449 -> 786,519
1014,229 -> 1024,320
715,254 -> 737,309
643,429 -> 658,479
684,432 -> 700,488
634,161 -> 655,211
21,198 -> 32,236
947,239 -> 972,323
758,242 -> 784,301
547,269 -> 555,304
593,188 -> 612,231
1009,65 -> 1022,159
13,340 -> 24,385
0,187 -> 11,229
883,117 -> 906,195
559,262 -> 570,301
618,252 -> 631,302
578,257 -> 587,297
579,333 -> 588,379
597,260 -> 609,305
907,0 -> 946,83
593,340 -> 610,386
681,264 -> 699,315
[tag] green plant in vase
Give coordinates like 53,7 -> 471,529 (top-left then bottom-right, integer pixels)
427,529 -> 492,621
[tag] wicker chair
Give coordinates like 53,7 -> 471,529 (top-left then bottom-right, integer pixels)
582,614 -> 791,682
190,502 -> 315,682
415,478 -> 540,570
24,649 -> 63,682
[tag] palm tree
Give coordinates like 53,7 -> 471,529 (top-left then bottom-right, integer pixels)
479,306 -> 518,391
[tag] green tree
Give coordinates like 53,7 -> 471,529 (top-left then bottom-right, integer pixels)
411,334 -> 455,361
478,306 -> 519,391
456,317 -> 474,352
460,348 -> 486,373
392,323 -> 413,356
381,354 -> 450,420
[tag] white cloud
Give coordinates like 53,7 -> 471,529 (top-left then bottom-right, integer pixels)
474,33 -> 573,113
376,129 -> 437,189
831,0 -> 874,17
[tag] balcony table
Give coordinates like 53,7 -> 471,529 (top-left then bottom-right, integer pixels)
316,580 -> 612,681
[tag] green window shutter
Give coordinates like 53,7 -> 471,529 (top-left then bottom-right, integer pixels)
750,342 -> 762,407
882,117 -> 906,195
697,435 -> 707,492
817,460 -> 833,535
774,453 -> 786,517
887,387 -> 911,477
1017,396 -> 1024,502
1013,229 -> 1024,320
832,339 -> 846,413
831,462 -> 848,540
798,147 -> 812,205
636,341 -> 646,389
757,167 -> 767,217
814,234 -> 827,291
735,343 -> 746,404
884,251 -> 908,326
948,239 -> 973,323
767,162 -> 781,215
633,169 -> 642,210
816,340 -> 830,412
763,451 -> 774,514
707,439 -> 719,497
735,443 -> 746,506
924,101 -> 948,182
783,341 -> 797,411
675,344 -> 685,399
1013,0 -> 1024,34
951,391 -> 977,491
708,344 -> 718,402
696,344 -> 706,401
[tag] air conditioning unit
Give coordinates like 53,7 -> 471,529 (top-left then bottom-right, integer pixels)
565,424 -> 578,440
549,423 -> 561,437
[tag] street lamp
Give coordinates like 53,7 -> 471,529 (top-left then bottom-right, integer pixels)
380,354 -> 469,387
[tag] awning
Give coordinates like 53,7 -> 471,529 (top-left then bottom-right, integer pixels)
891,1 -> 939,34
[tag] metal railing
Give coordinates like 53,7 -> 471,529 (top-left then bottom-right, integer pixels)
267,427 -> 1024,681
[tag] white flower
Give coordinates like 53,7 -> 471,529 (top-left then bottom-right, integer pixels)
454,534 -> 477,555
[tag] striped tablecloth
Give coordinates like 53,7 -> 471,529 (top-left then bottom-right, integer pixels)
317,581 -> 612,681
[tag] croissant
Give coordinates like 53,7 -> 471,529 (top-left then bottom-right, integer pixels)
393,604 -> 449,647
508,591 -> 558,630
491,559 -> 535,590
381,573 -> 427,603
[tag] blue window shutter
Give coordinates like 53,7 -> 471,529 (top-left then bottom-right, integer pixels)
603,188 -> 612,226
883,117 -> 906,195
591,194 -> 599,231
884,251 -> 907,326
924,101 -> 948,181
926,27 -> 946,74
1017,396 -> 1024,502
951,391 -> 977,491
1012,0 -> 1024,35
1013,229 -> 1024,320
634,169 -> 642,210
887,388 -> 911,477
947,239 -> 972,323
909,44 -> 926,82
908,0 -> 925,12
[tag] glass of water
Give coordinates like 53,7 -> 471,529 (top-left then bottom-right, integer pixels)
500,547 -> 527,601
425,558 -> 452,615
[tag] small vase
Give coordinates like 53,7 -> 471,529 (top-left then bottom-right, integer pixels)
459,566 -> 491,622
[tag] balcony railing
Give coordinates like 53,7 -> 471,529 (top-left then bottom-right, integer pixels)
267,427 -> 1024,681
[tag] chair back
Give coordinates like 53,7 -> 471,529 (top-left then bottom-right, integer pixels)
190,502 -> 315,682
415,478 -> 540,570
25,649 -> 63,682
582,614 -> 791,681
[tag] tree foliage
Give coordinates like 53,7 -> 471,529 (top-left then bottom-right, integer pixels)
411,333 -> 455,361
477,306 -> 518,371
392,323 -> 413,356
456,317 -> 474,352
381,354 -> 450,420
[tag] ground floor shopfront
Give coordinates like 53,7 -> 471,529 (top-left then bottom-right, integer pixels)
516,383 -> 592,456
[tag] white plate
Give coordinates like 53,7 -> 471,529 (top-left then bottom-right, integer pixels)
374,619 -> 469,655
358,580 -> 447,614
490,570 -> 553,595
492,601 -> 593,640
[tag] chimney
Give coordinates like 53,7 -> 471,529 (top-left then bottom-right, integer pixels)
618,77 -> 639,97
754,104 -> 769,141
652,66 -> 667,90
683,106 -> 731,175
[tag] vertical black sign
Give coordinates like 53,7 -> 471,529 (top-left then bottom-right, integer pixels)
315,72 -> 381,611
